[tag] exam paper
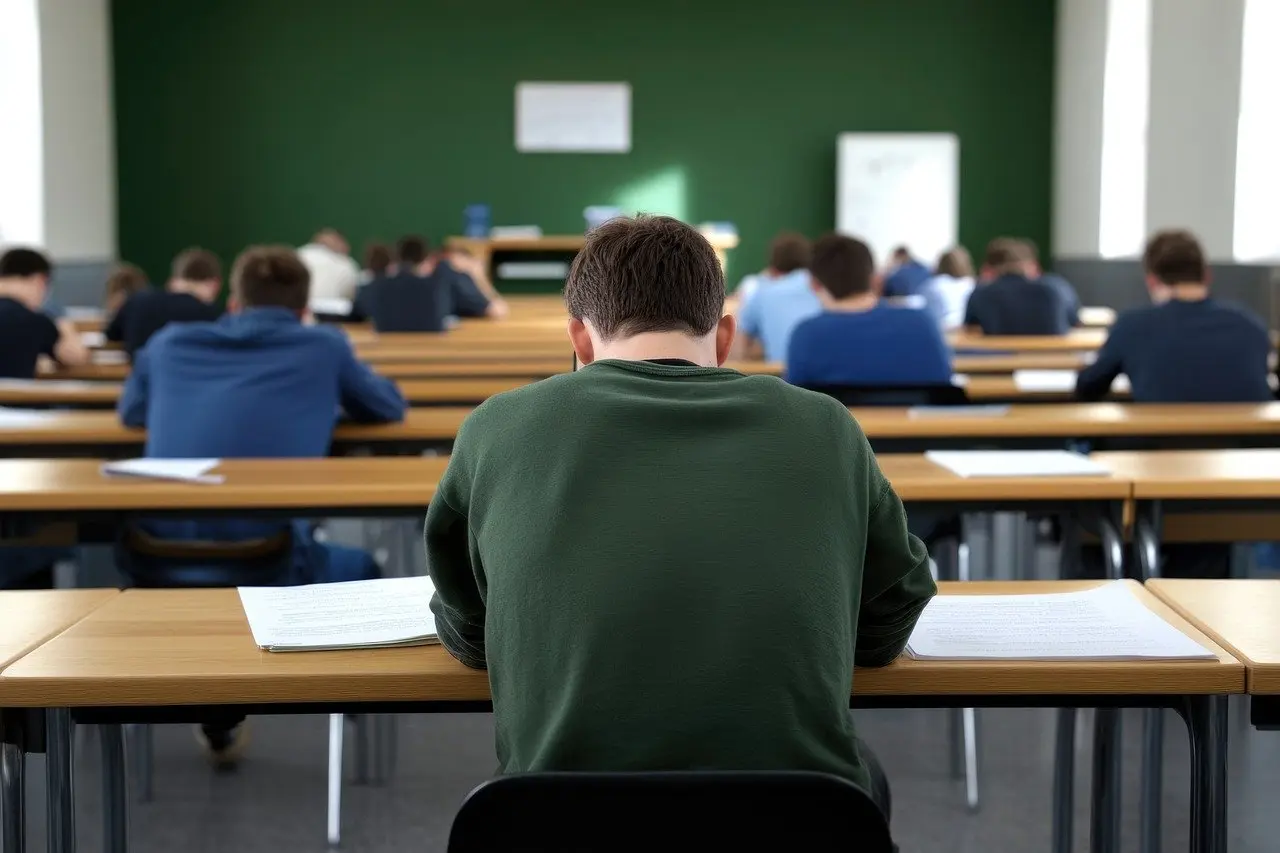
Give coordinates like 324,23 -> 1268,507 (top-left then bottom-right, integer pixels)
101,458 -> 224,484
906,582 -> 1216,660
238,576 -> 439,652
908,405 -> 1011,418
1013,370 -> 1077,393
0,407 -> 58,427
310,298 -> 353,316
925,449 -> 1110,478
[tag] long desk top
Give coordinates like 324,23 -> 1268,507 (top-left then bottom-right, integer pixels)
1092,449 -> 1280,499
0,589 -> 118,671
0,581 -> 1238,707
1146,579 -> 1280,693
948,328 -> 1109,353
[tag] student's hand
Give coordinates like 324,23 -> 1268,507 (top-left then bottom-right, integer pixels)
486,298 -> 510,320
53,318 -> 91,366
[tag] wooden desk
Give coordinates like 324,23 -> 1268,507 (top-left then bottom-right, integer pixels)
952,353 -> 1088,373
949,328 -> 1109,353
0,589 -> 117,672
446,233 -> 739,274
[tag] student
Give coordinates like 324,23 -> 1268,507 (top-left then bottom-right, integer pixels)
439,247 -> 510,318
105,248 -> 223,357
880,246 -> 932,299
1022,239 -> 1081,327
361,242 -> 393,283
1076,229 -> 1272,402
118,245 -> 405,763
920,247 -> 975,330
0,247 -> 89,378
787,234 -> 952,388
735,234 -> 820,362
355,236 -> 504,331
298,228 -> 361,308
425,215 -> 935,827
103,263 -> 149,316
962,238 -> 1074,335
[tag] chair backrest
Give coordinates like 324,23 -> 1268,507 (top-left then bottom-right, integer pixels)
447,771 -> 894,853
803,382 -> 971,407
115,524 -> 295,588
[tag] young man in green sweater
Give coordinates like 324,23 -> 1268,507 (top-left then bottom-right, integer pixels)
425,215 -> 936,824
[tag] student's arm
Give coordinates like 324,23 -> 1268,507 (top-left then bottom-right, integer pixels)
1054,275 -> 1082,327
449,270 -> 497,319
425,443 -> 487,669
104,300 -> 127,342
335,338 -> 406,423
447,253 -> 504,304
51,318 -> 89,366
118,346 -> 151,428
923,315 -> 954,382
1074,319 -> 1128,401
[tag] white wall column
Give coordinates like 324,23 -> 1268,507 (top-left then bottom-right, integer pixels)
1052,0 -> 1108,259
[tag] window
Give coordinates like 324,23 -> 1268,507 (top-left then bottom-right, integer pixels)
1234,0 -> 1280,262
1097,0 -> 1151,259
0,0 -> 43,248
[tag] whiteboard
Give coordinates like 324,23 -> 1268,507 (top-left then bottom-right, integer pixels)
836,133 -> 959,267
516,82 -> 631,153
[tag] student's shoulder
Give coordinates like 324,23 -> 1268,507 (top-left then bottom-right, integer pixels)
1210,298 -> 1270,334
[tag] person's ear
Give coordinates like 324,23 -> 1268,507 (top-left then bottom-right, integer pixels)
567,317 -> 595,365
714,314 -> 736,366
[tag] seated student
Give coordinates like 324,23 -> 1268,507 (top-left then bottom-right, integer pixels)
119,245 -> 406,762
105,248 -> 223,357
880,245 -> 932,300
1022,238 -> 1081,327
962,238 -> 1074,335
426,215 -> 935,829
787,234 -> 952,388
438,247 -> 510,319
361,242 -> 393,284
355,236 -> 503,330
298,228 -> 361,309
103,263 -> 149,316
734,234 -> 820,362
920,247 -> 975,330
1077,229 -> 1272,402
0,247 -> 89,379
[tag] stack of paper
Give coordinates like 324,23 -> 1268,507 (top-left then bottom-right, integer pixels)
238,576 -> 439,652
310,298 -> 353,316
1013,370 -> 1077,393
0,407 -> 58,428
908,405 -> 1011,418
925,449 -> 1110,478
101,458 -> 224,484
906,583 -> 1215,660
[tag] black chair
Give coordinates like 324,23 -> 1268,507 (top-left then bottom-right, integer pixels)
447,771 -> 894,853
800,382 -> 971,407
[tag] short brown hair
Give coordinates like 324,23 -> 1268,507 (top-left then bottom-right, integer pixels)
104,263 -> 148,303
983,238 -> 1033,272
564,215 -> 724,340
231,246 -> 310,311
768,232 -> 811,273
1143,229 -> 1206,285
171,248 -> 221,283
364,243 -> 392,277
936,246 -> 974,279
809,234 -> 875,299
396,235 -> 429,266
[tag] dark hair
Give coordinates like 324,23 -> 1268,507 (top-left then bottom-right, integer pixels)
890,246 -> 912,262
768,232 -> 811,273
232,246 -> 310,311
564,215 -> 725,340
396,235 -> 429,266
104,263 -> 148,302
809,234 -> 876,299
936,246 -> 974,279
0,247 -> 52,279
171,248 -> 221,282
983,238 -> 1032,272
1143,229 -> 1206,285
364,243 -> 393,276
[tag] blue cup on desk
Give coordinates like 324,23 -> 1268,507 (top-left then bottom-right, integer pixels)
464,204 -> 491,238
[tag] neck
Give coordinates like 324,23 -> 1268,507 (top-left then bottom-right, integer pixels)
825,292 -> 879,313
0,278 -> 40,309
1165,282 -> 1209,301
170,279 -> 209,301
594,332 -> 717,367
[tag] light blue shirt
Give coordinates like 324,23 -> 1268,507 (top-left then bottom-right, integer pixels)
737,270 -> 820,363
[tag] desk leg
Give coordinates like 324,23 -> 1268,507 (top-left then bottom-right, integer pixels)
1136,502 -> 1164,853
2,741 -> 24,853
100,724 -> 127,853
1184,696 -> 1229,853
45,709 -> 75,853
1090,708 -> 1123,853
1052,708 -> 1075,853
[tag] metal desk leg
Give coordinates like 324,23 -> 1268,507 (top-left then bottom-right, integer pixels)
1184,695 -> 1228,853
1052,708 -> 1076,853
327,714 -> 343,848
100,724 -> 127,853
1136,503 -> 1164,853
45,709 -> 75,853
1090,708 -> 1123,853
2,741 -> 24,853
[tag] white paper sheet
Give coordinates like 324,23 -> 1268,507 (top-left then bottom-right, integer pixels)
1013,370 -> 1078,392
516,82 -> 631,153
238,576 -> 439,652
925,450 -> 1111,478
908,405 -> 1011,418
80,331 -> 106,348
0,379 -> 101,391
100,458 -> 224,484
0,406 -> 57,427
906,582 -> 1216,660
310,298 -> 352,316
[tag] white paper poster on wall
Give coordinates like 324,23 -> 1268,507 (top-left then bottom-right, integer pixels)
836,133 -> 959,267
516,82 -> 631,153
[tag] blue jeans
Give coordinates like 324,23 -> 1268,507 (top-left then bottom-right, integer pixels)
297,539 -> 380,584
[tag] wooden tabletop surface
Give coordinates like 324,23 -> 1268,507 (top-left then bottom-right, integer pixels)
0,589 -> 118,671
0,581 -> 1238,707
875,455 -> 1128,502
1146,579 -> 1280,692
1092,449 -> 1280,499
948,328 -> 1109,353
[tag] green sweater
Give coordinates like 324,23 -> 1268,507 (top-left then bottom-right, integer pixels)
425,359 -> 936,792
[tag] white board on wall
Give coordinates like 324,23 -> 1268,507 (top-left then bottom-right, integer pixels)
837,133 -> 959,267
516,82 -> 631,153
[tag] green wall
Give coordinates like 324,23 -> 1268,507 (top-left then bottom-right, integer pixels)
112,0 -> 1056,289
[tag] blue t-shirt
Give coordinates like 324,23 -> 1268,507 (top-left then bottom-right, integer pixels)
1075,298 -> 1273,403
882,260 -> 932,299
785,305 -> 953,387
737,270 -> 820,362
963,274 -> 1074,336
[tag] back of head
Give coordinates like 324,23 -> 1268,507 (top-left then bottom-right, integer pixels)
768,232 -> 811,274
0,247 -> 52,281
564,215 -> 725,340
171,248 -> 222,284
809,234 -> 876,299
936,246 -> 974,279
312,228 -> 349,255
104,263 -> 148,302
890,246 -> 911,265
1143,229 -> 1206,286
232,246 -> 310,311
364,242 -> 393,277
982,238 -> 1034,278
396,235 -> 429,268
